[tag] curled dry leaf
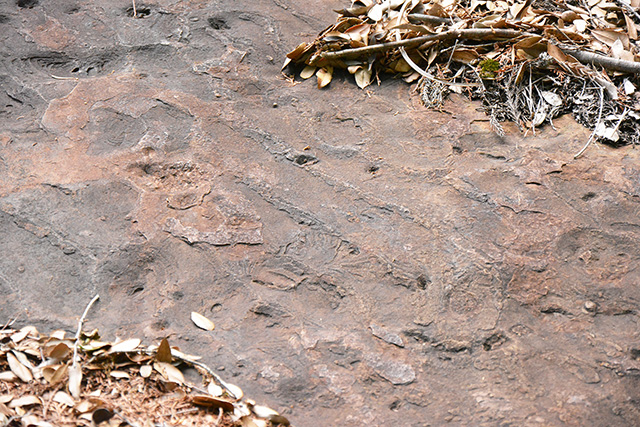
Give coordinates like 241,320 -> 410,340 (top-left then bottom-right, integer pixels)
48,363 -> 68,385
300,65 -> 317,79
191,312 -> 215,331
153,362 -> 185,384
355,67 -> 372,88
47,342 -> 71,360
316,67 -> 333,89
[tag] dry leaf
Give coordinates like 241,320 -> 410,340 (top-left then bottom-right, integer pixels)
299,65 -> 316,79
153,362 -> 185,384
355,67 -> 372,88
53,391 -> 75,407
156,338 -> 172,363
49,363 -> 68,385
8,395 -> 41,408
316,67 -> 333,89
191,312 -> 215,331
191,395 -> 235,411
68,365 -> 82,398
208,382 -> 224,396
221,380 -> 244,400
47,342 -> 71,360
591,29 -> 630,49
7,352 -> 32,383
140,364 -> 152,378
251,404 -> 279,419
110,370 -> 130,379
0,372 -> 18,382
108,338 -> 141,353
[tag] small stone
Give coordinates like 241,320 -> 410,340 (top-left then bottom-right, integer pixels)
370,324 -> 404,348
272,103 -> 278,108
583,301 -> 597,314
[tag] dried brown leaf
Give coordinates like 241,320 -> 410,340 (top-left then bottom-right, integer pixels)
49,363 -> 68,385
191,395 -> 235,411
317,66 -> 333,89
153,362 -> 184,384
47,342 -> 71,360
156,338 -> 172,363
7,352 -> 32,383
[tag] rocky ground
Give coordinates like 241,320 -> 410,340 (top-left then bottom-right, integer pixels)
1,0 -> 639,425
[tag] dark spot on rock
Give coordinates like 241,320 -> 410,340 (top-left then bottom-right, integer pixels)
367,164 -> 379,173
71,67 -> 79,73
403,329 -> 433,342
630,348 -> 640,360
0,14 -> 10,23
171,291 -> 184,300
483,332 -> 506,351
129,285 -> 144,295
208,16 -> 229,29
416,274 -> 430,289
250,301 -> 286,317
65,6 -> 80,14
540,304 -> 570,315
581,192 -> 597,201
125,5 -> 151,18
293,153 -> 316,165
16,0 -> 38,9
151,320 -> 169,330
389,399 -> 402,411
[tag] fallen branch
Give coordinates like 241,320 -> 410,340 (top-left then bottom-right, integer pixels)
318,28 -> 528,61
561,47 -> 640,74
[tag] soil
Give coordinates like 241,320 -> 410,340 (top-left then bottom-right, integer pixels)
1,0 -> 639,426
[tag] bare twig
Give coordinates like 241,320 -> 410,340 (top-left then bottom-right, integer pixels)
132,0 -> 137,18
72,294 -> 100,367
574,87 -> 604,158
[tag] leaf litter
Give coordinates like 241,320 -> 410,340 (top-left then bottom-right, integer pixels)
0,297 -> 290,427
284,0 -> 640,154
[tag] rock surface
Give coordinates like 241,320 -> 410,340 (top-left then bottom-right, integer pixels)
1,0 -> 639,425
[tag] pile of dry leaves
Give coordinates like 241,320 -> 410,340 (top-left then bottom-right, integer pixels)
0,297 -> 289,427
284,0 -> 640,153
